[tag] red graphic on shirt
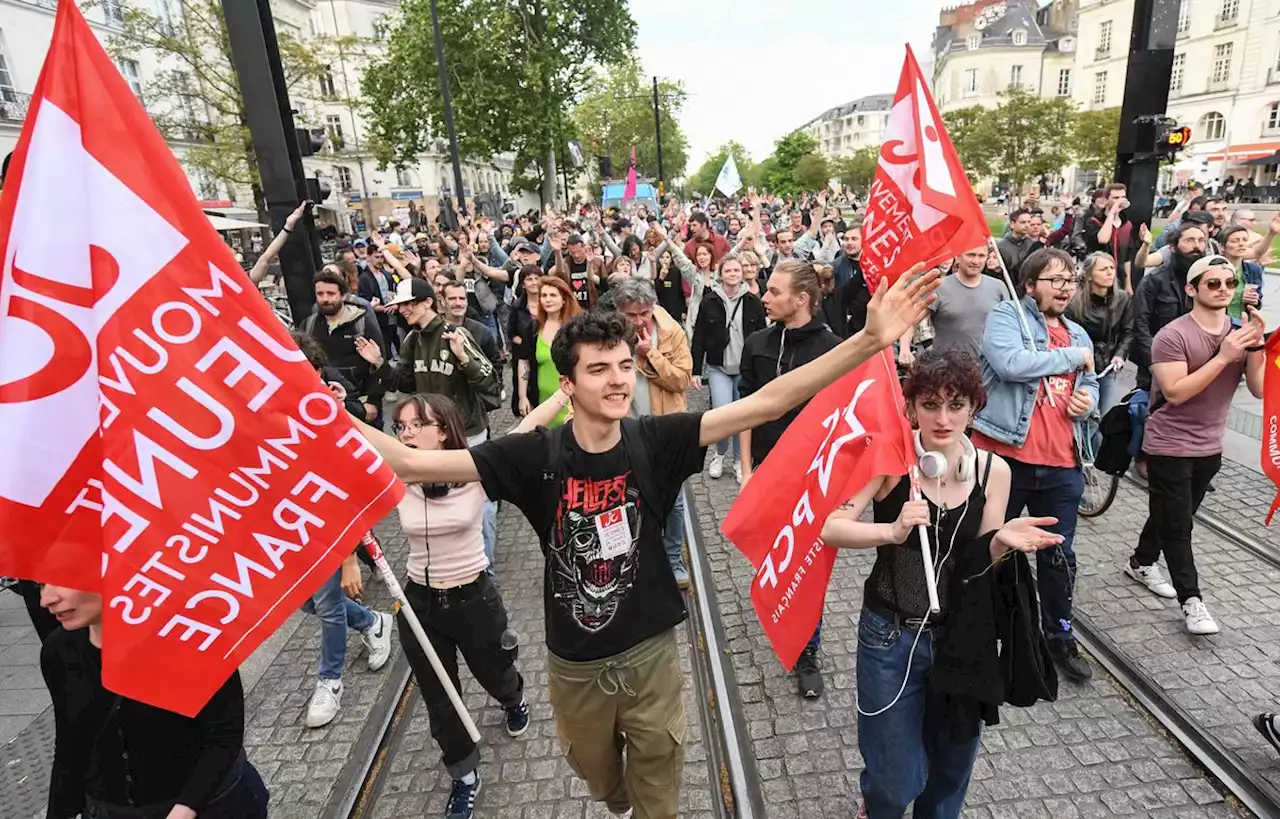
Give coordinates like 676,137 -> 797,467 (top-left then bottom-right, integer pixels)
553,473 -> 640,633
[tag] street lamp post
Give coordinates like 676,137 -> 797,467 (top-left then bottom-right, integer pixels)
428,0 -> 467,223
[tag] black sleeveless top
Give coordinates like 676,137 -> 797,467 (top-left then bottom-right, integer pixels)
867,452 -> 993,621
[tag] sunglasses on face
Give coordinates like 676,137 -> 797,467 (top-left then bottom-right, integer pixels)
1199,277 -> 1238,291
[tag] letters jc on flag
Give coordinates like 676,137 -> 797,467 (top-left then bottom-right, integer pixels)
723,352 -> 913,670
860,45 -> 989,285
0,0 -> 404,716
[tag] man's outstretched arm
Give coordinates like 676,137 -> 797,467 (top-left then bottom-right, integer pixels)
697,266 -> 939,448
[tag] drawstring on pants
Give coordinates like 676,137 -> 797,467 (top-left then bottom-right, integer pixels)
594,662 -> 637,697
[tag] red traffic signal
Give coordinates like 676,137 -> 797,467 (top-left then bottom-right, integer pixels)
1158,125 -> 1192,153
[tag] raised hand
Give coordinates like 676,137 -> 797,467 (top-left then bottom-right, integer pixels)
354,336 -> 384,368
441,330 -> 470,364
862,265 -> 941,351
285,201 -> 307,230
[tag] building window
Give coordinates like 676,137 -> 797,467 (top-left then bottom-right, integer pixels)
0,34 -> 14,103
103,0 -> 124,25
334,166 -> 353,191
1212,42 -> 1233,83
1012,28 -> 1027,46
1177,0 -> 1191,33
964,68 -> 978,94
1092,71 -> 1107,105
308,12 -> 323,37
319,67 -> 336,98
1010,65 -> 1023,87
325,114 -> 344,150
1171,53 -> 1185,91
118,59 -> 142,96
1057,68 -> 1072,96
194,170 -> 218,201
396,166 -> 415,187
1098,20 -> 1112,55
1220,0 -> 1239,21
1268,102 -> 1280,131
1199,111 -> 1226,140
967,33 -> 981,50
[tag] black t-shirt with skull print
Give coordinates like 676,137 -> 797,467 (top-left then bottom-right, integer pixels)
471,412 -> 706,661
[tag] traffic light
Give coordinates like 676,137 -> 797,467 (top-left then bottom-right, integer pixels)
1156,122 -> 1192,155
304,175 -> 331,203
294,127 -> 325,157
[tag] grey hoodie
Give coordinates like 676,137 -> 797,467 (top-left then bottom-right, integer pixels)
712,282 -> 747,374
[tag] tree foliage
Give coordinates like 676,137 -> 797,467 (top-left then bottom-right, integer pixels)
831,146 -> 879,195
793,153 -> 831,191
758,130 -> 820,195
571,60 -> 687,185
361,0 -> 636,203
1072,107 -> 1122,184
941,106 -> 997,183
92,0 -> 342,212
687,141 -> 754,197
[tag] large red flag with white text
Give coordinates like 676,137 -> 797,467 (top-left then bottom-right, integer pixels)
860,46 -> 989,285
1263,330 -> 1280,524
722,351 -> 913,670
0,0 -> 404,715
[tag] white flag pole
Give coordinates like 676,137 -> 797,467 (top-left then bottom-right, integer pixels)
989,237 -> 1057,408
363,536 -> 481,743
911,467 -> 942,615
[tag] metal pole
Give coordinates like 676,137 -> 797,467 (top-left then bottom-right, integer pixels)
429,0 -> 467,219
652,76 -> 664,199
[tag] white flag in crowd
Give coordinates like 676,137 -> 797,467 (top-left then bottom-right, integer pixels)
715,154 -> 742,197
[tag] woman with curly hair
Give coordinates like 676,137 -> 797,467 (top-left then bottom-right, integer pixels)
822,348 -> 1063,819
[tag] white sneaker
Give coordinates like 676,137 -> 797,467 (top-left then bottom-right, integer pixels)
362,612 -> 393,671
306,678 -> 343,728
1124,560 -> 1177,599
1182,597 -> 1220,635
708,453 -> 724,479
733,461 -> 743,484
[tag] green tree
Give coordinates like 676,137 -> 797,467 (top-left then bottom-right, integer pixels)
572,60 -> 687,188
362,0 -> 636,205
831,146 -> 879,195
687,141 -> 754,196
793,153 -> 831,191
1072,107 -> 1122,184
759,130 -> 820,195
983,87 -> 1077,195
92,0 -> 342,215
941,106 -> 998,183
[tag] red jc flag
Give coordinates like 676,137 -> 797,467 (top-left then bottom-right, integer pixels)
1263,329 -> 1280,524
860,45 -> 990,285
722,351 -> 913,670
0,0 -> 404,715
623,146 -> 638,201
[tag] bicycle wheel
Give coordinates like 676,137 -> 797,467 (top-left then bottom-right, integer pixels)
1078,462 -> 1120,518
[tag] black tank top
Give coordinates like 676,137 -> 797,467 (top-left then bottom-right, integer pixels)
867,452 -> 992,621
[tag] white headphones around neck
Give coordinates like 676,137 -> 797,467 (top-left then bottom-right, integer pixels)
914,431 -> 977,482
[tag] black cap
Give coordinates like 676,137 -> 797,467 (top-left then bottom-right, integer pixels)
513,240 -> 540,254
566,234 -> 585,245
613,216 -> 632,228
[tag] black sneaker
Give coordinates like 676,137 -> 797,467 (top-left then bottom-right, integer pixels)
1049,638 -> 1092,683
446,773 -> 481,819
505,700 -> 530,737
794,646 -> 824,699
1253,713 -> 1280,755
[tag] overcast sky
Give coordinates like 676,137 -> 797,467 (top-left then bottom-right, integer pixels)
629,0 -> 941,176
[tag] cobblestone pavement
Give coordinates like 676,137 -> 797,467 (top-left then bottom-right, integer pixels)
1192,457 -> 1279,547
686,409 -> 1247,818
1073,476 -> 1280,796
243,515 -> 413,819
366,497 -> 716,819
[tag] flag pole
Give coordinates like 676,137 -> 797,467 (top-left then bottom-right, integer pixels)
989,238 -> 1057,408
362,536 -> 481,743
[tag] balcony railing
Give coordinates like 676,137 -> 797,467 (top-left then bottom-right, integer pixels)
1095,45 -> 1111,60
0,91 -> 32,124
1215,12 -> 1237,28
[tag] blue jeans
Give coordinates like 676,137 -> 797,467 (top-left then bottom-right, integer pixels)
1097,370 -> 1120,415
665,490 -> 686,574
468,429 -> 500,571
857,606 -> 981,819
806,619 -> 822,653
1002,459 -> 1083,642
303,569 -> 377,680
706,366 -> 741,459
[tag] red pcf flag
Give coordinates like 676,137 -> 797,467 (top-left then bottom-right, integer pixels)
1263,329 -> 1280,524
860,46 -> 990,285
0,0 -> 404,715
623,146 -> 638,201
722,351 -> 912,670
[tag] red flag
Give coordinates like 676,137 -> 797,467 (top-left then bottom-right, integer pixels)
623,146 -> 638,200
722,351 -> 913,670
1263,330 -> 1280,524
0,0 -> 404,715
860,46 -> 990,285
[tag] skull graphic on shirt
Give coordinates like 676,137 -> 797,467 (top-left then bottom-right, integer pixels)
551,475 -> 641,633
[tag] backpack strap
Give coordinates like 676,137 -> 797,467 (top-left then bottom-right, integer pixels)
539,425 -> 569,544
618,418 -> 667,519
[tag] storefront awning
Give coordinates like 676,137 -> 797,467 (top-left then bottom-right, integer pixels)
203,205 -> 261,221
1205,141 -> 1280,163
208,214 -> 265,231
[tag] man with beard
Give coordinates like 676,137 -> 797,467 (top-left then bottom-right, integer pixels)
972,248 -> 1100,684
301,269 -> 385,423
1132,223 -> 1209,392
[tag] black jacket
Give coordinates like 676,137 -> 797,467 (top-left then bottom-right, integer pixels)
506,300 -> 540,414
828,252 -> 873,337
689,288 -> 766,377
1132,266 -> 1191,390
995,234 -> 1039,276
301,299 -> 385,403
738,318 -> 842,467
1066,290 -> 1134,367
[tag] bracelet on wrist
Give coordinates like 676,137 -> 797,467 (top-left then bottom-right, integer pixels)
282,226 -> 293,234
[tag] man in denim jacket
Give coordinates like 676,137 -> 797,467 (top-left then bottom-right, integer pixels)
972,248 -> 1101,683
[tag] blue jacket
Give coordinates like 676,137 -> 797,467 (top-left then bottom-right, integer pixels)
973,297 -> 1100,465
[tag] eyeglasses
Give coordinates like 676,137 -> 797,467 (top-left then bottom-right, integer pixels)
1199,277 -> 1238,291
392,419 -> 440,436
1037,275 -> 1082,291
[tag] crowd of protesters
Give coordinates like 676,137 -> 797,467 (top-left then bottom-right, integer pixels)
13,178 -> 1276,819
